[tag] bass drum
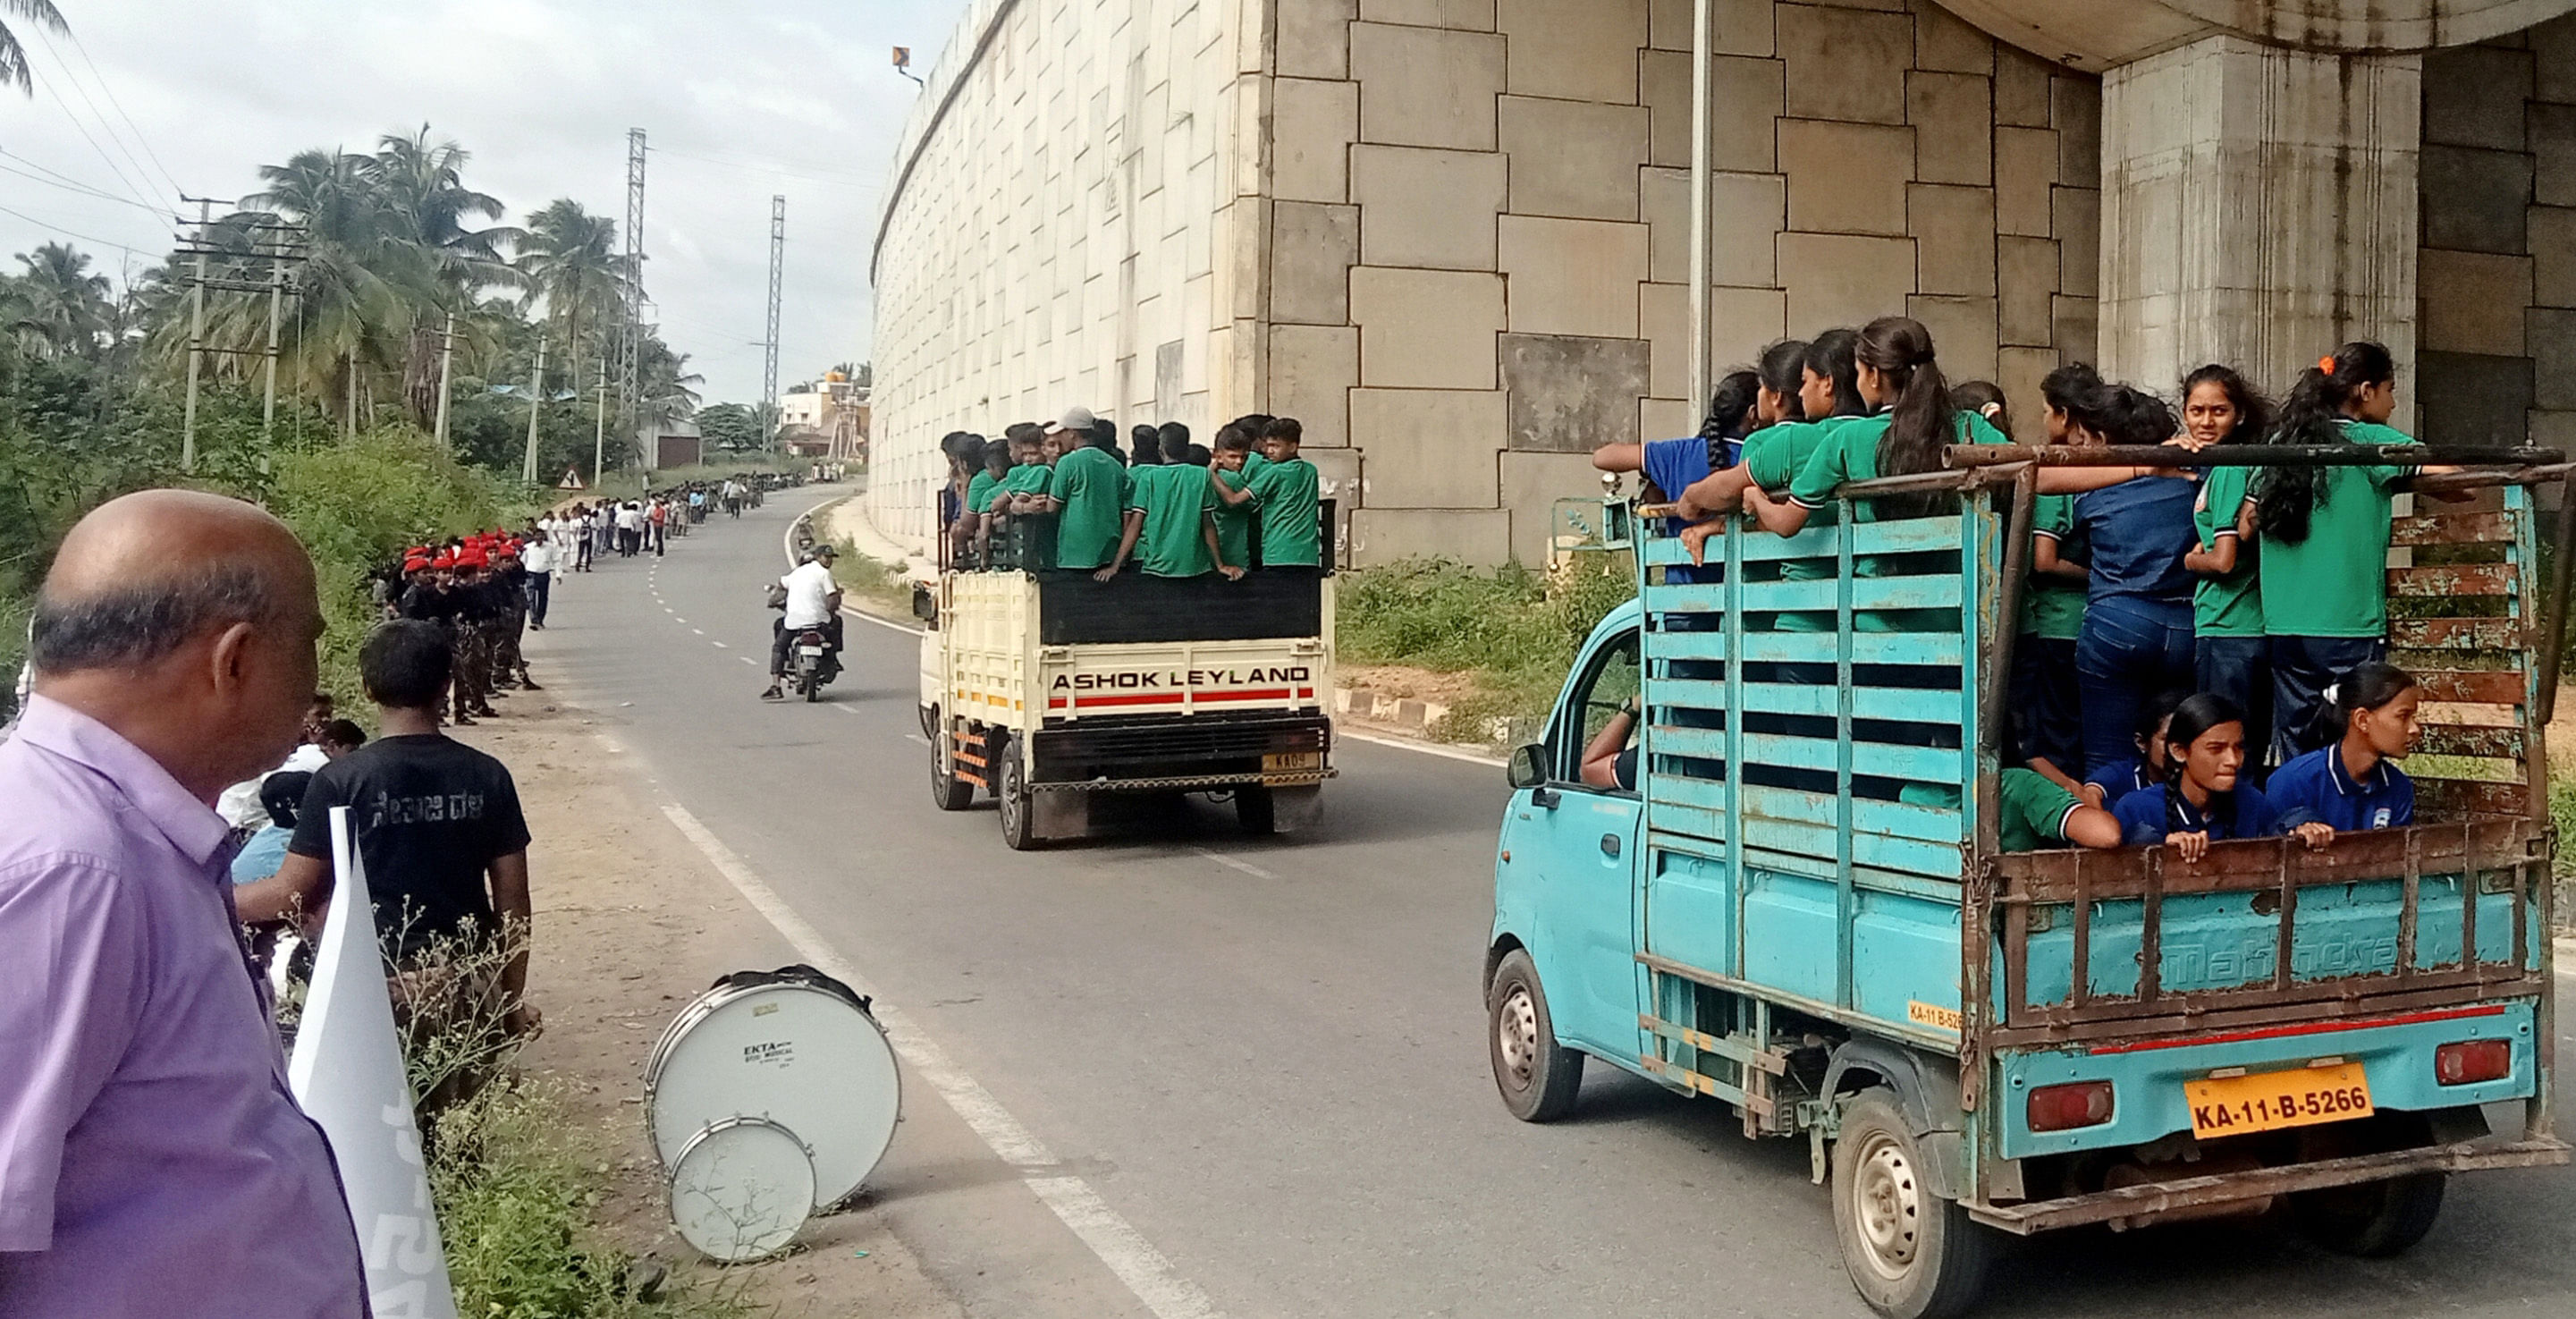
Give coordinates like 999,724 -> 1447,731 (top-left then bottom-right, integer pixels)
646,965 -> 900,1207
667,1116 -> 815,1263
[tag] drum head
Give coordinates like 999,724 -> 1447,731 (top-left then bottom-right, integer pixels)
668,1117 -> 815,1263
647,979 -> 900,1205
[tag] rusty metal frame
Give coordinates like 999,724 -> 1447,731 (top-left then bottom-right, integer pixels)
1967,1138 -> 2571,1234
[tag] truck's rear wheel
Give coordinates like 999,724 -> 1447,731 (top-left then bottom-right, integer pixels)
2291,1173 -> 2445,1257
1235,786 -> 1275,834
997,749 -> 1039,850
929,722 -> 974,811
1486,949 -> 1582,1122
1831,1091 -> 1994,1319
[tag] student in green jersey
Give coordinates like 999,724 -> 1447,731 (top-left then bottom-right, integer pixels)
1102,423 -> 1233,580
1677,332 -> 1856,565
1746,317 -> 2014,537
965,438 -> 1014,565
1207,425 -> 1269,571
2175,364 -> 2275,774
1212,417 -> 1325,570
2252,342 -> 2463,760
1026,424 -> 1131,573
1898,769 -> 2121,850
1961,380 -> 2088,794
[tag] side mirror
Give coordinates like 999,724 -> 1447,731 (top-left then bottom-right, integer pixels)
1506,743 -> 1548,790
911,584 -> 938,625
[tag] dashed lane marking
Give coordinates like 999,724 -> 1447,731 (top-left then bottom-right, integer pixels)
711,641 -> 729,648
1192,848 -> 1275,881
692,628 -> 705,636
739,655 -> 757,665
658,804 -> 1224,1319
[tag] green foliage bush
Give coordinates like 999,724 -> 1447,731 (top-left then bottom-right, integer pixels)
1339,553 -> 1635,744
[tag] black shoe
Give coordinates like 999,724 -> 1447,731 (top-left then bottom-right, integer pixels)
519,677 -> 544,690
759,685 -> 785,702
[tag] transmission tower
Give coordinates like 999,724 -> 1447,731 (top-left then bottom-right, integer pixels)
622,128 -> 647,461
763,194 -> 785,447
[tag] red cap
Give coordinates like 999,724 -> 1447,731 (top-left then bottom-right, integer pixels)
432,552 -> 456,570
403,556 -> 432,573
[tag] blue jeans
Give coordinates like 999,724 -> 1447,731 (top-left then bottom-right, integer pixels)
2076,596 -> 2196,777
2195,634 -> 2270,782
2269,634 -> 2385,763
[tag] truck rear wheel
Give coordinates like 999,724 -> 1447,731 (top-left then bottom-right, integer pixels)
997,748 -> 1039,850
929,722 -> 974,811
1486,949 -> 1582,1122
1235,786 -> 1275,834
2291,1173 -> 2445,1257
1830,1091 -> 1994,1319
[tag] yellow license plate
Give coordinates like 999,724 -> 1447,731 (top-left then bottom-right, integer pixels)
2185,1062 -> 2373,1138
1263,752 -> 1322,774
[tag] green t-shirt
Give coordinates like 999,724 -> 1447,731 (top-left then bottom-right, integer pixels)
966,470 -> 1001,514
1211,452 -> 1267,569
1049,446 -> 1131,571
1787,410 -> 2010,517
1001,463 -> 1052,497
1246,456 -> 1322,567
1742,416 -> 1856,491
2192,462 -> 2263,638
2023,494 -> 2086,640
2257,420 -> 2415,638
1999,768 -> 2085,852
1125,463 -> 1216,577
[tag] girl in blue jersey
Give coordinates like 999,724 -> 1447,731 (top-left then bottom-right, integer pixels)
2052,383 -> 2204,777
1672,338 -> 1813,520
2112,693 -> 2285,860
2265,662 -> 2419,844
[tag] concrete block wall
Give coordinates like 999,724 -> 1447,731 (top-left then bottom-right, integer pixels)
2416,14 -> 2576,452
866,0 -> 1255,546
1280,0 -> 2105,566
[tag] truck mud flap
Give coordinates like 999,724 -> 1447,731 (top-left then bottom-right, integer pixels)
1966,1137 -> 2571,1234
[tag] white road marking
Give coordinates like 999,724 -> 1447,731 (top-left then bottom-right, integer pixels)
692,628 -> 705,636
1192,848 -> 1275,881
658,804 -> 1222,1319
711,641 -> 729,648
905,732 -> 930,746
739,655 -> 757,665
852,610 -> 925,638
834,703 -> 863,716
1338,729 -> 1508,767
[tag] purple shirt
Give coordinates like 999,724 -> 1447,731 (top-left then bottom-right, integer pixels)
0,697 -> 366,1317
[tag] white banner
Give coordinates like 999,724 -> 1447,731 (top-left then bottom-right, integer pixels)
289,806 -> 460,1319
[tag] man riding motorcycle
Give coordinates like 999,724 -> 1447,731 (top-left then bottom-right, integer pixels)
762,545 -> 845,701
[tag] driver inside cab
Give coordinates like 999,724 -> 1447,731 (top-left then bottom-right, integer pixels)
1579,695 -> 1642,791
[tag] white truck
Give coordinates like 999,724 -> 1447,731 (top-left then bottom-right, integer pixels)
916,537 -> 1337,850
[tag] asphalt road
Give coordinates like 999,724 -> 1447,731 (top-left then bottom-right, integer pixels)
532,486 -> 2576,1319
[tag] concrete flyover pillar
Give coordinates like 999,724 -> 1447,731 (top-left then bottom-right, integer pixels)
2097,36 -> 2420,397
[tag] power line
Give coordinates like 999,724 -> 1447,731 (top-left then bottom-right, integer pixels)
0,201 -> 162,258
0,150 -> 180,218
25,58 -> 165,219
51,25 -> 187,202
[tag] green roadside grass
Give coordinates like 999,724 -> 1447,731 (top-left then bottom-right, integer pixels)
1339,554 -> 1635,746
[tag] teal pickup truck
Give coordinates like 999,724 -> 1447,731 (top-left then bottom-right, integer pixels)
1484,451 -> 2570,1319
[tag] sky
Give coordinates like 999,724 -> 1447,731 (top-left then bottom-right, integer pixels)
0,0 -> 974,404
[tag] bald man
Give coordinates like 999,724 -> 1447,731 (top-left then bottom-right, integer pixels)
0,491 -> 366,1317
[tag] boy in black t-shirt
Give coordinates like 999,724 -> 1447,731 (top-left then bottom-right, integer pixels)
237,620 -> 538,1045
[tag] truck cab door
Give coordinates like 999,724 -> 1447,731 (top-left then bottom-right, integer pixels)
1499,626 -> 1644,1058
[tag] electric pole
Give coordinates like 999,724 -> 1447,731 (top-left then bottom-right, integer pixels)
623,128 -> 647,468
180,197 -> 213,471
261,233 -> 285,440
523,338 -> 546,484
593,355 -> 608,485
433,311 -> 457,448
763,194 -> 784,452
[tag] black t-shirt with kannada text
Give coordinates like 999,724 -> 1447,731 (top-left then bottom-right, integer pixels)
288,733 -> 532,959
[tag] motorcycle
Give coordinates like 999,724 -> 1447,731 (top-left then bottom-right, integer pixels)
790,625 -> 840,701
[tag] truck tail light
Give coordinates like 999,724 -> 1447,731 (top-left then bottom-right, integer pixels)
2027,1081 -> 2116,1132
2436,1039 -> 2511,1086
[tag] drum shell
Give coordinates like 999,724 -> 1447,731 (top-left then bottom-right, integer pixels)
666,1115 -> 815,1263
646,977 -> 900,1207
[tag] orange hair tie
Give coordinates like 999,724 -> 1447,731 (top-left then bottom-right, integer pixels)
2318,355 -> 2336,375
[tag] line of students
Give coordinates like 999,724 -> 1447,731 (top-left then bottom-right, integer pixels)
938,409 -> 1323,578
1604,313 -> 2456,858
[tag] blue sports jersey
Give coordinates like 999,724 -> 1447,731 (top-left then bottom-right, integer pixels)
2084,757 -> 2155,808
2112,782 -> 2284,846
1642,435 -> 1727,584
2265,746 -> 2414,832
2070,475 -> 2200,606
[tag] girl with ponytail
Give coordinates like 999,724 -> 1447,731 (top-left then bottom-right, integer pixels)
2176,364 -> 2275,777
2254,342 -> 2463,761
1592,362 -> 1769,583
2262,661 -> 2420,844
1674,332 -> 1872,568
1744,316 -> 2009,537
1672,339 -> 1810,525
2108,693 -> 2285,861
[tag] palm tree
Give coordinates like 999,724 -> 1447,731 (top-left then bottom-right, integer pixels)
1,0 -> 67,96
8,241 -> 111,358
514,199 -> 628,388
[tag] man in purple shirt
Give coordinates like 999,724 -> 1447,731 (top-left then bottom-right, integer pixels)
0,490 -> 367,1317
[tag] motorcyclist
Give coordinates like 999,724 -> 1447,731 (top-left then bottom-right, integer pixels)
762,544 -> 845,701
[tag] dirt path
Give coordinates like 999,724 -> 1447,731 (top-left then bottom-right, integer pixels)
455,698 -> 967,1319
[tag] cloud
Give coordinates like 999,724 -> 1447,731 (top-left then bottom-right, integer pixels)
0,0 -> 970,403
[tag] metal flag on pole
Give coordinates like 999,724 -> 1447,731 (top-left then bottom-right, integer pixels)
289,807 -> 460,1319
